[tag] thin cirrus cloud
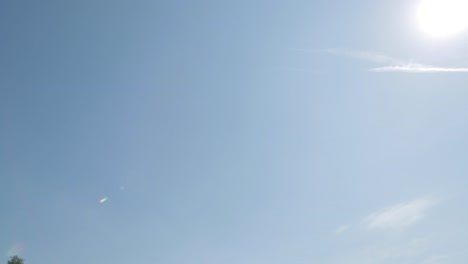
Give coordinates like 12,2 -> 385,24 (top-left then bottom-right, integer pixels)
372,65 -> 468,73
324,49 -> 468,73
324,49 -> 402,65
334,225 -> 350,235
362,198 -> 434,230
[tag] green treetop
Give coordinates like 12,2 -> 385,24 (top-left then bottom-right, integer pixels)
7,256 -> 24,264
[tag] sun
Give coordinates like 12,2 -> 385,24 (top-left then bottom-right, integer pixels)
417,0 -> 468,37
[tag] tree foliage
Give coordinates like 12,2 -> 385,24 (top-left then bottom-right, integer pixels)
7,256 -> 24,264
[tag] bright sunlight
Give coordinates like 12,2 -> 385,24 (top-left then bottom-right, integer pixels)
417,0 -> 468,37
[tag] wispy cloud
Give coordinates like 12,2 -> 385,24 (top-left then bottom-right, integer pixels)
362,198 -> 433,230
324,49 -> 402,65
425,254 -> 449,264
334,225 -> 350,235
326,198 -> 449,264
324,49 -> 468,73
372,65 -> 468,73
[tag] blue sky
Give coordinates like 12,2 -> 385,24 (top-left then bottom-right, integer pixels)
1,0 -> 468,263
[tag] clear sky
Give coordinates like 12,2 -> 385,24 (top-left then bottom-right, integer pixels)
1,0 -> 468,264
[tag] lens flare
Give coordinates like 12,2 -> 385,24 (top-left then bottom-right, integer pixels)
6,243 -> 25,256
100,197 -> 108,203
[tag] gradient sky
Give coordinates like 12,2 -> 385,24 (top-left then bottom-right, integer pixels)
2,0 -> 468,264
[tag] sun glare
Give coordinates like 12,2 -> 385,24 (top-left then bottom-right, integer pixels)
417,0 -> 468,37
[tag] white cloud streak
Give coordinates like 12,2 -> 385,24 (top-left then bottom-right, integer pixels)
324,49 -> 468,73
324,49 -> 402,65
334,225 -> 350,235
362,198 -> 433,230
372,65 -> 468,73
